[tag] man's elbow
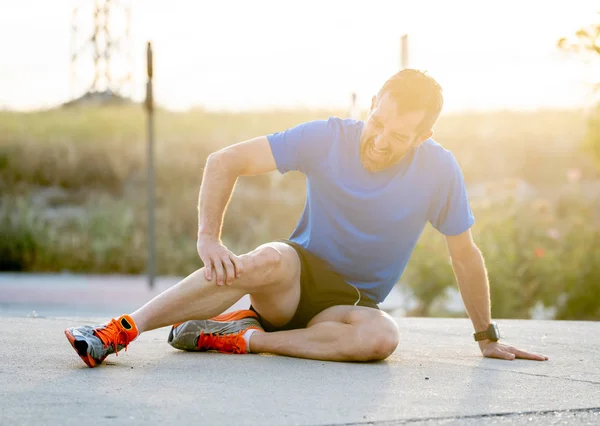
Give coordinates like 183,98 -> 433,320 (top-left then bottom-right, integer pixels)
207,149 -> 229,164
206,150 -> 242,175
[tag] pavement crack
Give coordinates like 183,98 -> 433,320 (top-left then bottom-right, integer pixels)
457,364 -> 600,385
494,369 -> 600,385
330,406 -> 600,425
412,358 -> 600,386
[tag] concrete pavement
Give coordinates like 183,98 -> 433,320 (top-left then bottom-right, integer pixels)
1,315 -> 599,425
0,273 -> 598,424
0,272 -> 409,318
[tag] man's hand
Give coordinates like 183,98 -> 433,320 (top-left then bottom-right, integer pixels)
479,340 -> 548,361
197,236 -> 243,286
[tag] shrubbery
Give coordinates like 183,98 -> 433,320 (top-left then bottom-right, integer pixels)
1,106 -> 598,319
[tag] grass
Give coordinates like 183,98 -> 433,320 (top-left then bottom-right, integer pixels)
1,104 -> 599,319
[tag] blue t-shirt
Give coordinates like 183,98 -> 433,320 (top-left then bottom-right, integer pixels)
267,117 -> 474,303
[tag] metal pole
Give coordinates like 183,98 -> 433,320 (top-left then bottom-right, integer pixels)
400,34 -> 409,69
145,41 -> 155,289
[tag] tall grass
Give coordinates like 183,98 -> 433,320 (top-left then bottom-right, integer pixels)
1,105 -> 598,319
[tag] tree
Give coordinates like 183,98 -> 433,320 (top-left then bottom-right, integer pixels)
558,11 -> 600,170
558,10 -> 600,53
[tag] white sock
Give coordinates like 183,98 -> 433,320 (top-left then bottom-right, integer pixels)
243,329 -> 260,353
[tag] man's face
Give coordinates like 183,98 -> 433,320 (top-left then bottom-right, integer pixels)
359,93 -> 432,173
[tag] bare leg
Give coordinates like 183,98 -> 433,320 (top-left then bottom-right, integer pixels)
249,305 -> 400,361
130,243 -> 301,334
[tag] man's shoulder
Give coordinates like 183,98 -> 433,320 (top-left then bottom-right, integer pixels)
420,137 -> 449,153
415,139 -> 465,182
311,116 -> 363,149
325,116 -> 364,133
291,116 -> 362,140
418,138 -> 456,163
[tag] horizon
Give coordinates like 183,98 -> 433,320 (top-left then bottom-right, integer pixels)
0,100 -> 590,116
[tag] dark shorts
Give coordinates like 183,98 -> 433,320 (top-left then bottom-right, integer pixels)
249,240 -> 379,332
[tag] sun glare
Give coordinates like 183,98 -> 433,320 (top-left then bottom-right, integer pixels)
0,0 -> 597,111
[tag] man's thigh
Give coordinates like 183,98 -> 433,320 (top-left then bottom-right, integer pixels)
307,304 -> 397,329
308,305 -> 400,360
248,242 -> 302,328
250,239 -> 386,332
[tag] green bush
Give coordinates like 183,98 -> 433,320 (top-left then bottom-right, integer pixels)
1,106 -> 599,320
403,188 -> 600,320
584,102 -> 600,171
0,198 -> 43,271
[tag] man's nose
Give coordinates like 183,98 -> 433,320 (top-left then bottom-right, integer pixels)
373,135 -> 389,150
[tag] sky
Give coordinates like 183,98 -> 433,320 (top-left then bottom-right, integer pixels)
0,0 -> 598,112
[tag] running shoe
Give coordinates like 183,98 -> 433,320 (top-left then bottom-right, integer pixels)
168,309 -> 263,354
64,314 -> 139,368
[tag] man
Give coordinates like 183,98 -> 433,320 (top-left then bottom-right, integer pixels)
65,69 -> 548,367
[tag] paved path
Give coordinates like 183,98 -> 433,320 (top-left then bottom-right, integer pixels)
0,273 -> 598,424
1,315 -> 599,425
0,272 -> 408,318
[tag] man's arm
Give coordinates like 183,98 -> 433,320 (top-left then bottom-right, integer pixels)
445,229 -> 548,361
445,229 -> 491,333
197,136 -> 277,285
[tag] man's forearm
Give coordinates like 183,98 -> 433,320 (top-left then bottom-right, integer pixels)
197,152 -> 240,240
451,247 -> 492,333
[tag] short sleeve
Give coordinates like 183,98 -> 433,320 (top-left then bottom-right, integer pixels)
428,153 -> 475,235
267,119 -> 334,174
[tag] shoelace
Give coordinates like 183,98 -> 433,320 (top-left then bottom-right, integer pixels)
95,318 -> 131,356
197,331 -> 245,354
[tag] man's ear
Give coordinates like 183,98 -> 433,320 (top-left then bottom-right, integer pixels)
370,95 -> 377,111
415,130 -> 433,147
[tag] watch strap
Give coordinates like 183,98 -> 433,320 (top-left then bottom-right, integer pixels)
473,323 -> 499,342
473,329 -> 489,341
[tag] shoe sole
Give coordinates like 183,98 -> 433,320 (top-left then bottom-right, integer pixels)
211,310 -> 259,322
64,329 -> 99,368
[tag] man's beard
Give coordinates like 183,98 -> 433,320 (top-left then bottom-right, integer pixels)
359,135 -> 400,173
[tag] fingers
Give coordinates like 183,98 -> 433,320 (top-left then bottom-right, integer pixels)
212,257 -> 225,285
483,343 -> 548,361
224,253 -> 245,284
212,256 -> 239,285
222,257 -> 236,285
487,348 -> 515,360
201,256 -> 212,280
197,241 -> 242,285
507,346 -> 549,361
230,254 -> 244,278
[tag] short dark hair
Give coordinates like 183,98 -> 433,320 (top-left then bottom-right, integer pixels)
376,69 -> 444,134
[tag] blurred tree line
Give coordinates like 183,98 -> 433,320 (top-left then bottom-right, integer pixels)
559,10 -> 600,169
1,105 -> 598,320
1,12 -> 600,321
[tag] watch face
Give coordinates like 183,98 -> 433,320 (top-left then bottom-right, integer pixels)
490,323 -> 500,340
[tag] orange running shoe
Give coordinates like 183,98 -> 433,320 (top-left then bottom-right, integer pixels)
168,309 -> 263,354
64,314 -> 138,368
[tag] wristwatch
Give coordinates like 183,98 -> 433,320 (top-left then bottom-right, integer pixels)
473,322 -> 500,342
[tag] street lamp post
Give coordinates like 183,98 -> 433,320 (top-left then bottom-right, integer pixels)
400,34 -> 409,69
145,41 -> 156,289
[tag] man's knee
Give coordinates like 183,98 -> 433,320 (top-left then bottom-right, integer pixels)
238,243 -> 298,291
349,318 -> 400,361
247,245 -> 282,270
